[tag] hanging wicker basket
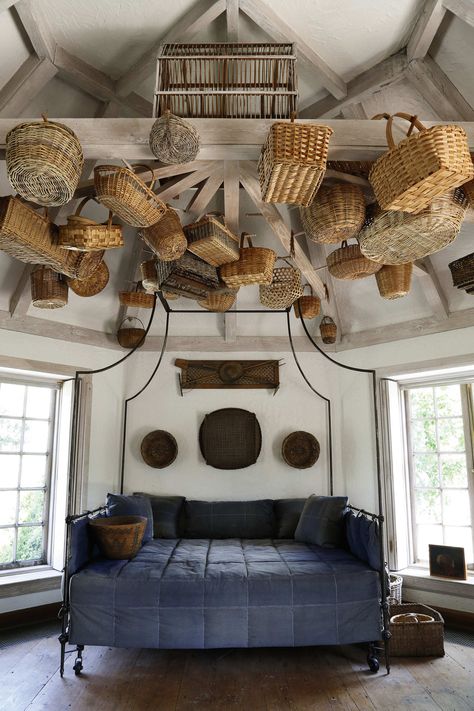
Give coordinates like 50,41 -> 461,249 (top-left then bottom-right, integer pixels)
294,284 -> 321,319
220,233 -> 277,287
140,207 -> 187,261
155,252 -> 220,300
31,267 -> 68,309
463,177 -> 474,207
320,316 -> 337,344
58,197 -> 123,251
117,316 -> 146,349
140,259 -> 159,292
368,112 -> 474,213
259,258 -> 303,309
327,240 -> 382,280
94,164 -> 166,228
359,189 -> 467,264
199,291 -> 237,312
149,110 -> 200,164
300,183 -> 366,244
67,260 -> 109,297
375,263 -> 413,300
119,283 -> 156,309
6,115 -> 84,207
448,252 -> 474,290
184,214 -> 239,266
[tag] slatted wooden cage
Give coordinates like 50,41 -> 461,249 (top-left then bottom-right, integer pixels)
153,42 -> 298,119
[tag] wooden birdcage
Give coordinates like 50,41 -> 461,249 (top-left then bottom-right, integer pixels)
153,43 -> 297,119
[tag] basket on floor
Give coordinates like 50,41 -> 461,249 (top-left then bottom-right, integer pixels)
320,316 -> 337,344
149,110 -> 200,164
327,240 -> 381,280
89,515 -> 146,560
259,259 -> 303,309
156,252 -> 220,300
359,189 -> 467,264
199,291 -> 237,312
6,115 -> 84,206
58,197 -> 123,251
389,602 -> 444,657
184,214 -> 239,266
294,284 -> 321,319
94,164 -> 166,228
376,263 -> 413,300
140,207 -> 187,262
119,283 -> 156,309
300,183 -> 366,244
67,260 -> 109,297
449,252 -> 474,291
31,267 -> 68,309
117,317 -> 146,349
369,112 -> 473,213
258,116 -> 333,206
220,233 -> 276,287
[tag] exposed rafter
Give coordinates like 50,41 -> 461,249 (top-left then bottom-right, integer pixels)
223,160 -> 240,343
0,55 -> 57,117
155,162 -> 217,202
185,167 -> 223,218
14,0 -> 56,60
9,264 -> 33,318
226,0 -> 239,41
406,55 -> 474,121
304,240 -> 342,343
407,0 -> 447,60
443,0 -> 474,28
414,258 -> 450,320
0,1 -> 18,12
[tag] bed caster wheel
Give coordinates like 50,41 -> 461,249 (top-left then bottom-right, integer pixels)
367,655 -> 379,673
73,659 -> 83,675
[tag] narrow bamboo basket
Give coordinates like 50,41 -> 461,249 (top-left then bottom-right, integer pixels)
58,197 -> 123,251
198,291 -> 237,312
300,183 -> 366,244
117,317 -> 146,349
220,233 -> 276,287
140,207 -> 187,261
184,214 -> 239,266
119,283 -> 155,308
67,261 -> 109,297
327,240 -> 382,280
320,316 -> 337,344
375,263 -> 413,300
31,267 -> 68,309
294,284 -> 321,319
94,164 -> 166,228
149,110 -> 200,164
259,260 -> 303,309
369,113 -> 474,213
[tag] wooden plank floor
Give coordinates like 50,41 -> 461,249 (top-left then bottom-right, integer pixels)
1,623 -> 473,711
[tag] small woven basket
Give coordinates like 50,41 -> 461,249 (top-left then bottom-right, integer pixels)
258,117 -> 333,206
388,573 -> 403,604
369,112 -> 474,213
149,110 -> 200,164
294,284 -> 321,319
140,207 -> 187,261
119,283 -> 156,309
140,259 -> 160,292
327,240 -> 382,280
67,260 -> 109,297
184,214 -> 239,266
199,291 -> 237,312
6,115 -> 84,207
220,233 -> 277,287
94,164 -> 166,228
376,263 -> 413,300
58,197 -> 123,251
320,316 -> 337,344
300,183 -> 366,244
389,602 -> 444,657
89,515 -> 146,560
449,252 -> 474,289
117,317 -> 146,349
31,267 -> 68,309
259,260 -> 303,309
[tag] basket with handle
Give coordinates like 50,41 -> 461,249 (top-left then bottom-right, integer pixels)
58,197 -> 123,251
327,240 -> 382,280
67,260 -> 109,297
448,252 -> 474,291
294,284 -> 321,319
94,164 -> 167,228
31,267 -> 68,309
6,115 -> 84,207
368,112 -> 474,213
220,233 -> 277,287
149,110 -> 200,164
389,602 -> 444,657
376,263 -> 413,300
117,316 -> 146,349
258,115 -> 333,206
198,291 -> 237,312
259,235 -> 303,309
300,183 -> 366,244
119,282 -> 156,309
320,316 -> 337,344
184,213 -> 239,266
140,206 -> 187,262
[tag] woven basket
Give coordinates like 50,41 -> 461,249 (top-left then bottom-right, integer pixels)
6,115 -> 84,207
220,233 -> 277,287
140,207 -> 187,261
94,164 -> 166,228
388,573 -> 403,604
89,515 -> 146,560
327,240 -> 382,280
369,112 -> 474,213
463,176 -> 474,207
184,214 -> 239,266
359,189 -> 467,264
294,284 -> 321,319
119,283 -> 155,309
259,260 -> 303,309
149,110 -> 200,164
376,263 -> 412,300
199,291 -> 237,312
140,259 -> 159,292
300,183 -> 366,244
117,317 -> 146,349
58,197 -> 123,251
156,252 -> 220,300
320,316 -> 337,344
67,260 -> 109,297
449,252 -> 474,289
31,267 -> 68,309
389,603 -> 444,657
258,117 -> 333,206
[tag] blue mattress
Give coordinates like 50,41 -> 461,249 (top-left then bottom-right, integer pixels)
69,538 -> 381,649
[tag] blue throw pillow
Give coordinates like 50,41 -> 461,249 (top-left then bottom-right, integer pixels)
294,494 -> 348,547
274,498 -> 306,538
134,492 -> 184,539
106,493 -> 153,543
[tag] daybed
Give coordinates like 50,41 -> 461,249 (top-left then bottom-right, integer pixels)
60,495 -> 389,676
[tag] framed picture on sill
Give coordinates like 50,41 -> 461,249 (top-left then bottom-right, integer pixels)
429,544 -> 467,580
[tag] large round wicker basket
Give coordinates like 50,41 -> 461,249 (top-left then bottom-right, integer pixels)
327,241 -> 381,280
140,207 -> 187,261
149,110 -> 200,164
67,260 -> 109,297
375,263 -> 413,300
31,267 -> 68,309
300,183 -> 366,244
89,515 -> 146,560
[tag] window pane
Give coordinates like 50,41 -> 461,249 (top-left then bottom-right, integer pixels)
0,383 -> 25,416
416,524 -> 443,562
411,419 -> 437,451
0,490 -> 17,524
442,490 -> 471,526
415,489 -> 441,524
18,490 -> 44,524
0,418 -> 22,452
437,417 -> 465,452
16,526 -> 43,561
0,454 -> 20,487
444,526 -> 473,564
21,455 -> 48,487
413,453 -> 439,487
25,387 -> 52,419
435,385 -> 462,417
409,387 -> 435,418
0,527 -> 14,564
440,453 -> 468,487
23,421 -> 49,453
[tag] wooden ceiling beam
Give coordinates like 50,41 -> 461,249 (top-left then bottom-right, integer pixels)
0,1 -> 19,12
443,0 -> 474,28
223,160 -> 240,343
226,0 -> 239,41
406,55 -> 474,121
304,239 -> 342,342
14,0 -> 56,61
154,162 -> 217,202
185,167 -> 224,218
407,0 -> 447,60
9,264 -> 33,318
0,55 -> 57,117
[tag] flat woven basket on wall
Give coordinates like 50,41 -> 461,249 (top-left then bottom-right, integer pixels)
258,118 -> 333,206
293,285 -> 321,319
119,283 -> 156,308
149,110 -> 200,164
67,260 -> 109,297
31,267 -> 68,309
359,189 -> 467,265
6,116 -> 84,207
448,252 -> 474,290
259,260 -> 303,309
320,316 -> 337,344
375,263 -> 413,300
327,240 -> 382,280
300,183 -> 366,244
94,164 -> 166,228
389,603 -> 444,657
184,214 -> 239,266
369,112 -> 474,213
58,197 -> 123,251
140,207 -> 187,262
198,291 -> 237,312
220,233 -> 276,287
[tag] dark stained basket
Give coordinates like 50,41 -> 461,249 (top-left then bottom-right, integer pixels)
89,515 -> 146,560
282,431 -> 320,468
140,430 -> 178,468
448,252 -> 474,290
117,317 -> 146,349
199,408 -> 261,469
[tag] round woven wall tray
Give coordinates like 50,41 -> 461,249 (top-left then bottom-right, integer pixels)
282,431 -> 320,469
199,408 -> 262,470
67,260 -> 109,297
140,430 -> 178,468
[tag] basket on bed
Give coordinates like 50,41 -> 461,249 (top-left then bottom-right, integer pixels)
220,233 -> 276,287
294,284 -> 321,319
31,266 -> 68,309
89,515 -> 146,560
327,240 -> 381,280
300,183 -> 366,244
58,197 -> 123,251
140,207 -> 187,262
94,164 -> 166,228
184,214 -> 239,266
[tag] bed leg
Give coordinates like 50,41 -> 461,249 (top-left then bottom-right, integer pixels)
382,628 -> 391,675
367,642 -> 380,673
73,645 -> 84,676
58,631 -> 68,678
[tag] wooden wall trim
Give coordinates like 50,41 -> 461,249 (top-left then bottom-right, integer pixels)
0,571 -> 61,599
0,601 -> 61,630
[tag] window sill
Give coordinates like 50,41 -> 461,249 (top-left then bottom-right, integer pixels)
0,567 -> 62,598
398,565 -> 474,599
